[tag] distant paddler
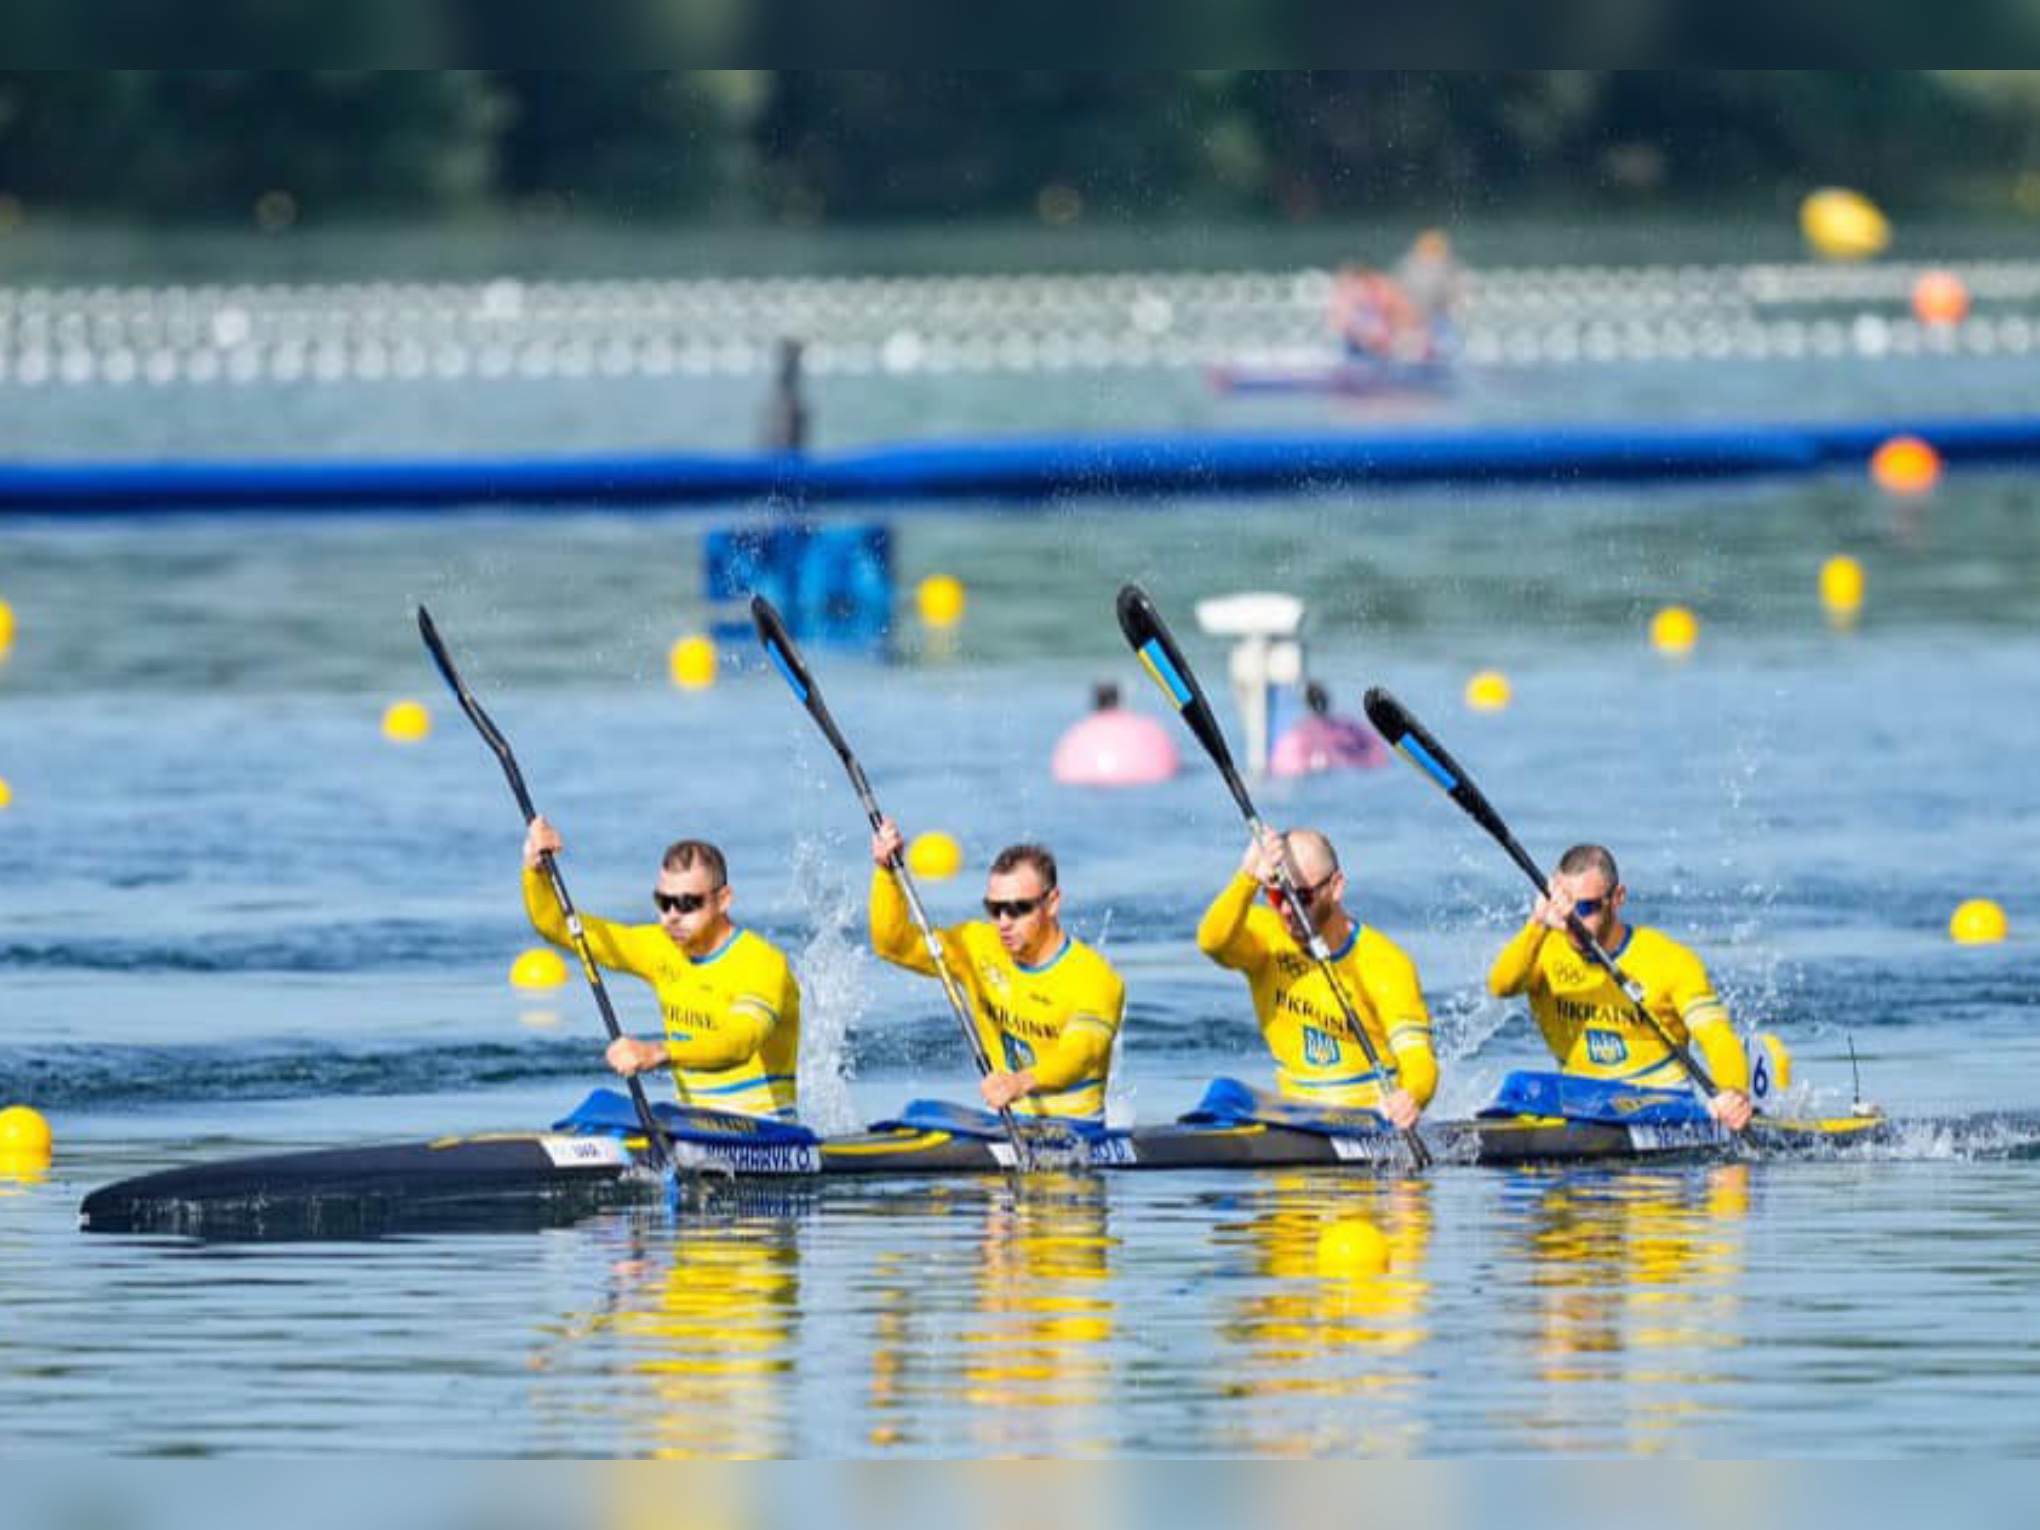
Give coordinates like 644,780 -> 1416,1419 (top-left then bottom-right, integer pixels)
1197,827 -> 1438,1131
869,818 -> 1125,1124
1487,844 -> 1754,1132
522,816 -> 802,1121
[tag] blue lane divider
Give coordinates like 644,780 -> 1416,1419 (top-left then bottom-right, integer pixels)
4,415 -> 2037,515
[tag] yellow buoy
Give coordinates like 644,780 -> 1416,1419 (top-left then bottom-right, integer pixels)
1820,555 -> 1866,625
1800,187 -> 1891,261
1950,899 -> 2008,946
668,634 -> 717,691
906,830 -> 964,880
0,1104 -> 52,1172
0,596 -> 14,655
1315,1216 -> 1390,1278
0,776 -> 11,811
381,699 -> 432,743
1871,435 -> 1942,496
510,946 -> 570,989
1650,605 -> 1699,657
916,574 -> 967,629
1464,670 -> 1512,712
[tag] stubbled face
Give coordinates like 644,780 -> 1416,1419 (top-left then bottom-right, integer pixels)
983,867 -> 1059,961
654,861 -> 730,953
1552,868 -> 1622,949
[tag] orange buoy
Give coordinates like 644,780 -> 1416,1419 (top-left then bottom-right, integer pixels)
1911,270 -> 1970,327
1870,436 -> 1942,496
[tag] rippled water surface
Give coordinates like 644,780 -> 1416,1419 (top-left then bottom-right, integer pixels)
5,228 -> 2040,1456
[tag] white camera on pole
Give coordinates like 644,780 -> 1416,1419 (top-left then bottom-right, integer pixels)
1194,592 -> 1305,778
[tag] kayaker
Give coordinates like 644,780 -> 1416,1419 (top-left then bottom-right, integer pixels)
1196,827 -> 1438,1129
868,817 -> 1124,1125
1486,843 -> 1754,1131
522,815 -> 802,1121
1392,228 -> 1465,335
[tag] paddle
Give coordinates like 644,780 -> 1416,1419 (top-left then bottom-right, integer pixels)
749,594 -> 1034,1169
1116,584 -> 1431,1170
416,605 -> 672,1173
1361,685 -> 1720,1099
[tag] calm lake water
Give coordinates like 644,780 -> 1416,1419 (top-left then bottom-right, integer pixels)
4,224 -> 2040,1456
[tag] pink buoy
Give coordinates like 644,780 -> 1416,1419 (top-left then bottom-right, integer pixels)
1271,683 -> 1388,776
1053,684 -> 1180,787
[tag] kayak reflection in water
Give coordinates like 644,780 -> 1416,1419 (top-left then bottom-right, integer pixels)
522,815 -> 803,1122
1487,843 -> 1755,1132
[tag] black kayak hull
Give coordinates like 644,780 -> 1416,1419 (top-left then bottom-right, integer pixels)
78,1113 -> 1889,1237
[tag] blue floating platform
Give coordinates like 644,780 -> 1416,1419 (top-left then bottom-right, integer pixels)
0,415 -> 2033,516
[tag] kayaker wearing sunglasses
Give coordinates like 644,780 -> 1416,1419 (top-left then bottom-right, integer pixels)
868,817 -> 1125,1125
521,815 -> 801,1121
1487,843 -> 1753,1131
1197,826 -> 1438,1129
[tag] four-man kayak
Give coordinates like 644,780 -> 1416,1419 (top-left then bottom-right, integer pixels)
78,1075 -> 1890,1238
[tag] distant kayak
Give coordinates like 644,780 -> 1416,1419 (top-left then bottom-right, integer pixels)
1207,352 -> 1454,398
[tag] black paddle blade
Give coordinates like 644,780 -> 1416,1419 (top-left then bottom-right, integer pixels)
1116,584 -> 1243,784
416,605 -> 462,698
416,604 -> 535,819
750,595 -> 815,707
1363,686 -> 1496,822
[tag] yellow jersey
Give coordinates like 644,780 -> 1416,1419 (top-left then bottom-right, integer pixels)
870,869 -> 1124,1124
1196,872 -> 1439,1111
524,866 -> 801,1120
1486,921 -> 1749,1093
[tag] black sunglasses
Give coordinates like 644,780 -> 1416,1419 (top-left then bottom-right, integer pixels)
1279,876 -> 1336,909
653,889 -> 720,916
982,895 -> 1046,921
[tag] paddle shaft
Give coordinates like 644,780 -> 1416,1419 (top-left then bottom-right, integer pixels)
1117,585 -> 1430,1169
1363,686 -> 1718,1098
750,596 -> 1032,1163
416,606 -> 672,1170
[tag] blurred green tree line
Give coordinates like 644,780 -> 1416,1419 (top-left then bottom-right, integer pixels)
0,71 -> 2035,226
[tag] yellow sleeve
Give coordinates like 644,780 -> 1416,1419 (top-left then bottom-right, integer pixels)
1487,920 -> 1548,998
869,867 -> 937,974
665,942 -> 791,1071
1371,945 -> 1438,1109
869,867 -> 972,977
523,864 -> 653,977
1662,941 -> 1748,1092
1196,873 -> 1269,971
1026,966 -> 1123,1093
665,1009 -> 772,1071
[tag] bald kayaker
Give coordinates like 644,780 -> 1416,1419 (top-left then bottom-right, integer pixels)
1487,843 -> 1754,1131
522,815 -> 802,1121
1196,827 -> 1438,1130
869,817 -> 1125,1126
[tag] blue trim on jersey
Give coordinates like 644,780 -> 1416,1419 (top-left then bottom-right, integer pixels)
689,928 -> 743,966
1281,1068 -> 1384,1091
1016,934 -> 1073,974
684,1072 -> 795,1096
1325,922 -> 1360,962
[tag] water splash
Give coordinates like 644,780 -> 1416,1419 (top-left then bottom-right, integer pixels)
788,833 -> 870,1136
